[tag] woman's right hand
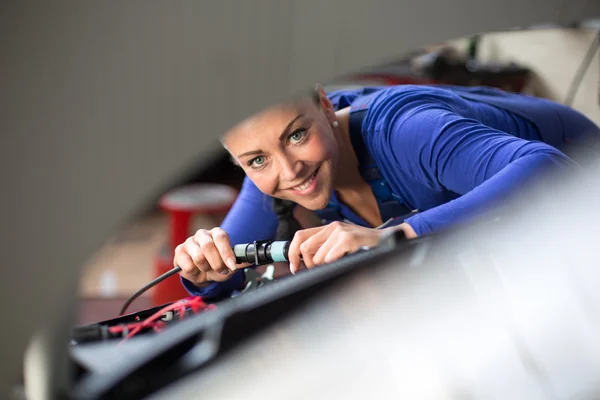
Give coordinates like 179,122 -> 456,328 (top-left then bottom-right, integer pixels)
174,227 -> 252,287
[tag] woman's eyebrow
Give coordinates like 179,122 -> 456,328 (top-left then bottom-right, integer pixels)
237,114 -> 305,158
237,149 -> 263,158
277,114 -> 304,142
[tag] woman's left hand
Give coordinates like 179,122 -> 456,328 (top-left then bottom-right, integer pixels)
287,221 -> 418,273
286,221 -> 381,274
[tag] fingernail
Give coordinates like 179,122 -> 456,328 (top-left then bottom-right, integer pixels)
226,258 -> 237,271
290,263 -> 296,275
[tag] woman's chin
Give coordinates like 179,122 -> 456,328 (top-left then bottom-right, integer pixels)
296,193 -> 331,211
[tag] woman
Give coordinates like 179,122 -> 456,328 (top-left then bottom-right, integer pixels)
174,84 -> 600,298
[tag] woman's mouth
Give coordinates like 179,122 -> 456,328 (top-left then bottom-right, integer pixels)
290,167 -> 320,196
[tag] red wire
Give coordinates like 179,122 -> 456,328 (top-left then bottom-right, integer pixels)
116,296 -> 211,345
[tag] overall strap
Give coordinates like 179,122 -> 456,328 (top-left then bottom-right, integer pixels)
348,108 -> 413,222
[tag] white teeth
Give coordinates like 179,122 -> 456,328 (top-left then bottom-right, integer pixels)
294,172 -> 316,191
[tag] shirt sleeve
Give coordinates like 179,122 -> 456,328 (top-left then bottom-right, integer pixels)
378,96 -> 575,236
181,176 -> 279,298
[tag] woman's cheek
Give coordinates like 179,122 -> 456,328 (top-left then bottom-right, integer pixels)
302,136 -> 326,160
315,132 -> 337,159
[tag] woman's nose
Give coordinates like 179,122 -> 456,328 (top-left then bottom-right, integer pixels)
278,155 -> 302,181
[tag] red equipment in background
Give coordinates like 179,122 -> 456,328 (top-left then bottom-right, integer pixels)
153,184 -> 238,306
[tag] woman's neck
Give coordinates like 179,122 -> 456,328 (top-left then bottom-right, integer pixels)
332,107 -> 363,190
331,107 -> 383,227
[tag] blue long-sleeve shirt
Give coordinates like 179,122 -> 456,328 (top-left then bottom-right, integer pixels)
182,85 -> 599,298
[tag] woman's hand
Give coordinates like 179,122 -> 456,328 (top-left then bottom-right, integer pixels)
287,221 -> 385,274
174,227 -> 252,287
287,221 -> 418,274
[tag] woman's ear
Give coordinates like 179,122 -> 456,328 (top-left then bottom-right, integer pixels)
315,83 -> 328,107
315,83 -> 336,121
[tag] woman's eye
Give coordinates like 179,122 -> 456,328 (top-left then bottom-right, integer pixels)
289,129 -> 306,144
250,156 -> 265,168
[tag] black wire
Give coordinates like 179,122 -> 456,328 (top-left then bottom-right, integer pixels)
119,266 -> 182,316
565,30 -> 600,106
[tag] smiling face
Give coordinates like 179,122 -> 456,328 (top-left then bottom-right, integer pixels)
223,94 -> 340,210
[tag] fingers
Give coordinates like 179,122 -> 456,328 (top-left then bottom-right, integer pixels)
304,222 -> 352,266
322,241 -> 353,264
210,227 -> 238,271
194,229 -> 230,275
311,234 -> 337,265
288,222 -> 383,273
288,228 -> 308,272
175,245 -> 201,280
297,227 -> 335,268
185,236 -> 210,273
288,226 -> 326,273
210,228 -> 253,270
288,222 -> 344,273
173,228 -> 245,287
205,268 -> 236,283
